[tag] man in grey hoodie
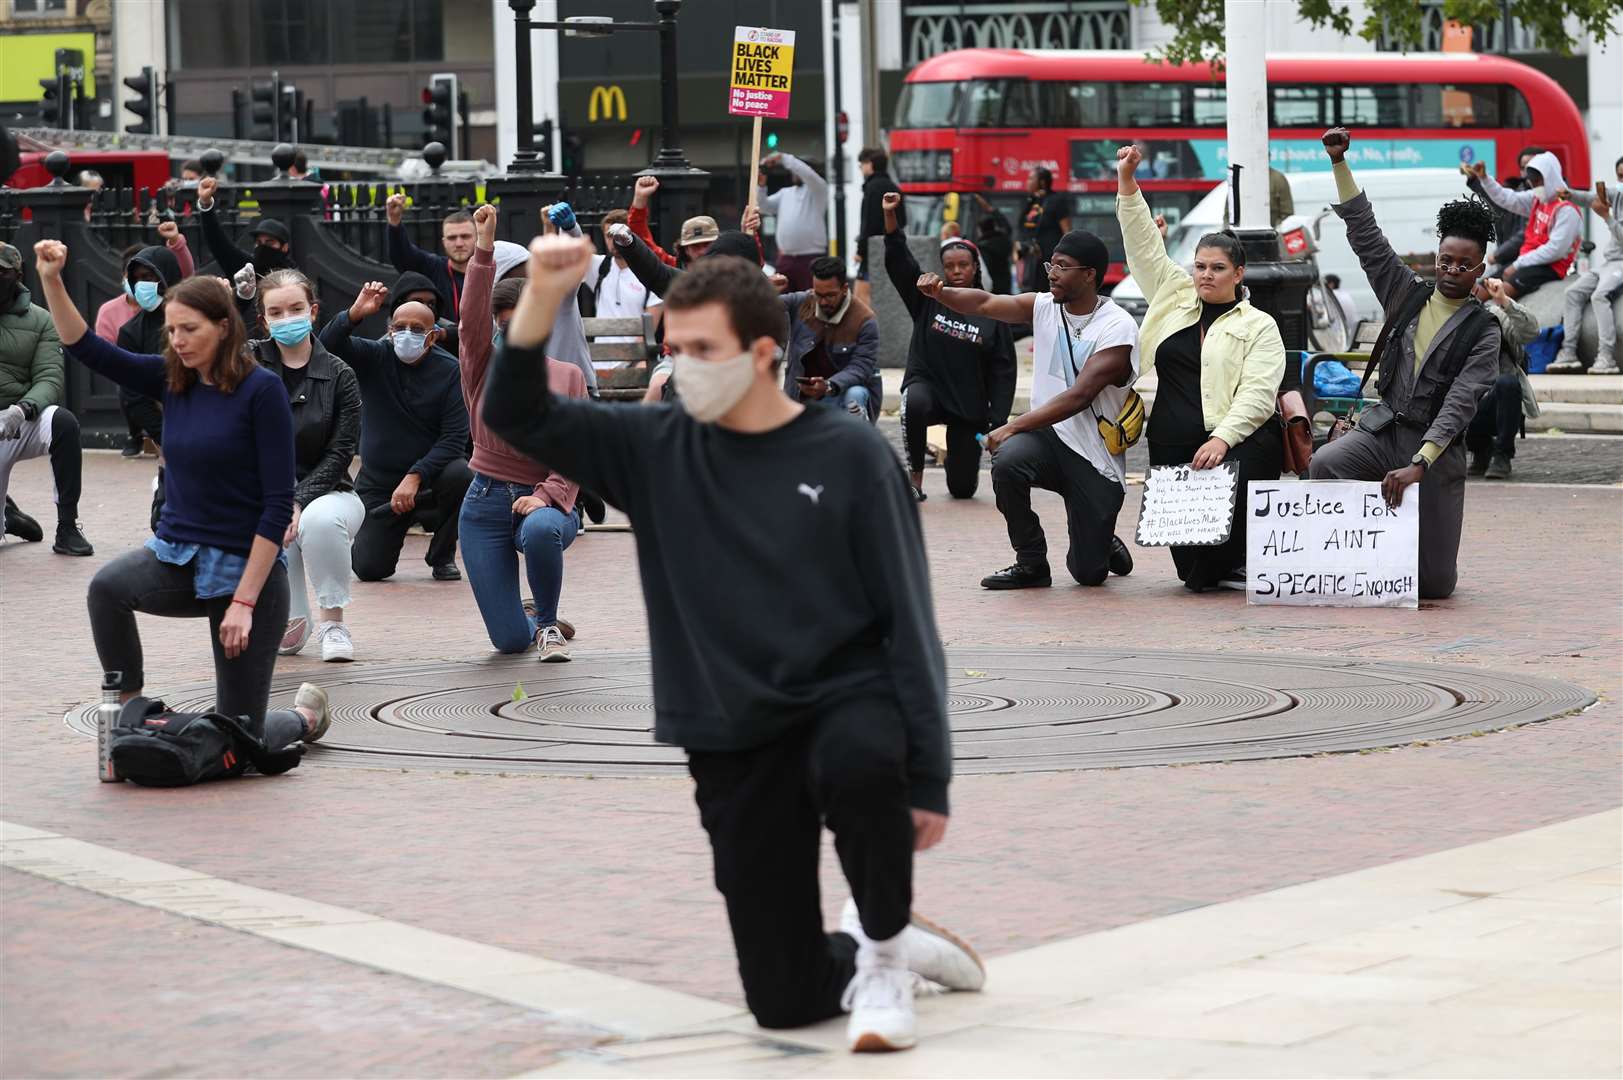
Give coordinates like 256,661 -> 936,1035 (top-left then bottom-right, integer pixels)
1551,156 -> 1623,374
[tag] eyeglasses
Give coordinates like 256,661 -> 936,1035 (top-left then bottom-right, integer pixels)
1436,257 -> 1485,275
1043,262 -> 1086,276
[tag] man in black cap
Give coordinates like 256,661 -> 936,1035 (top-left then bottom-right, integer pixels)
925,229 -> 1140,589
195,175 -> 296,279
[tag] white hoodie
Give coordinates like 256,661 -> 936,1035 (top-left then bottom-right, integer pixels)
1477,151 -> 1582,272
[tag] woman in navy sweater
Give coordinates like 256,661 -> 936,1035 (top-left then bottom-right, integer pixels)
33,240 -> 329,748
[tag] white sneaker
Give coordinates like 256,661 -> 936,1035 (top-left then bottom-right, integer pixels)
536,624 -> 571,663
1591,357 -> 1620,375
293,682 -> 331,742
841,899 -> 986,993
316,621 -> 354,663
842,950 -> 917,1052
1545,352 -> 1584,373
279,616 -> 310,656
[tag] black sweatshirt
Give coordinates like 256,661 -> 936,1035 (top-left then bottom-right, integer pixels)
885,232 -> 1017,430
483,336 -> 952,813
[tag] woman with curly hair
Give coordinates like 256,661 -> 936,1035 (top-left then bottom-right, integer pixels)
1308,128 -> 1502,600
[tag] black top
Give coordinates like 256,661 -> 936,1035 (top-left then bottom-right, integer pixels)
884,231 -> 1017,428
857,172 -> 901,265
480,334 -> 952,814
978,230 -> 1015,295
279,363 -> 307,399
1024,192 -> 1070,259
1148,298 -> 1239,446
253,337 -> 362,507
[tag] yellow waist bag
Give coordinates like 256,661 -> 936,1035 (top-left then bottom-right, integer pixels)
1093,389 -> 1146,456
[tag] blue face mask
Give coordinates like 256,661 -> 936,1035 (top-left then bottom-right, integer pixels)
392,329 -> 429,363
267,314 -> 312,345
126,279 -> 162,312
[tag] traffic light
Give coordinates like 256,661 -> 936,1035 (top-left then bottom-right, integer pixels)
123,65 -> 157,135
534,118 -> 554,172
422,73 -> 458,150
765,131 -> 779,151
250,74 -> 282,141
280,82 -> 304,141
562,132 -> 584,176
39,75 -> 67,127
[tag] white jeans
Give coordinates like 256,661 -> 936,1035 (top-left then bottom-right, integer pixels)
0,404 -> 57,509
286,490 -> 365,623
1560,261 -> 1623,363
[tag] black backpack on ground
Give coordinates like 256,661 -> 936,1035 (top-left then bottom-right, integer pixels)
108,698 -> 302,787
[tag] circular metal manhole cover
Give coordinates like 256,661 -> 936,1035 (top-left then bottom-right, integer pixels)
65,648 -> 1594,775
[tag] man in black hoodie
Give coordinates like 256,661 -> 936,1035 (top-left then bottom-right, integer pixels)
854,148 -> 901,305
115,244 -> 184,451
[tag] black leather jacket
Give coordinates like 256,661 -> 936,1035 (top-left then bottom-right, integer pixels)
253,337 -> 360,507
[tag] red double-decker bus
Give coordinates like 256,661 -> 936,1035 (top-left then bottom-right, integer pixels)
889,50 -> 1589,285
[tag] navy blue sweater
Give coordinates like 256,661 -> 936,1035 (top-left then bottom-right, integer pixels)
66,331 -> 294,554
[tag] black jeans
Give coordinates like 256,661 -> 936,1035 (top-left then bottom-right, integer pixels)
1148,416 -> 1284,592
86,547 -> 302,744
1465,372 -> 1522,459
686,695 -> 916,1030
119,391 -> 164,446
352,458 -> 473,580
991,427 -> 1125,585
900,379 -> 985,498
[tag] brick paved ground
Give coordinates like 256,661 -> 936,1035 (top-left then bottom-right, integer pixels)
1,451 -> 1619,1072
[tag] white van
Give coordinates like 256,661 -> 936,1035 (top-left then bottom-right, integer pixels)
1111,168 -> 1469,329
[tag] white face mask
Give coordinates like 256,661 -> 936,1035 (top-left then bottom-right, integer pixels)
672,349 -> 758,423
1528,185 -> 1547,201
392,329 -> 430,364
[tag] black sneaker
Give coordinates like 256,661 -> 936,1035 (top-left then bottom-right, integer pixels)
120,436 -> 144,458
4,497 -> 42,543
1468,452 -> 1489,477
579,490 -> 607,525
1109,535 -> 1134,577
911,485 -> 928,503
431,561 -> 462,581
1484,453 -> 1512,480
981,562 -> 1051,590
52,523 -> 94,556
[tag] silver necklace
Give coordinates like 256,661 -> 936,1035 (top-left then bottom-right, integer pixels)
1060,297 -> 1101,340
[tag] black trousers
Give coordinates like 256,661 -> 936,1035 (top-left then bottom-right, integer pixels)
1148,416 -> 1284,592
1465,373 -> 1522,459
991,427 -> 1125,585
120,392 -> 164,445
686,695 -> 915,1030
900,380 -> 984,498
352,458 -> 473,580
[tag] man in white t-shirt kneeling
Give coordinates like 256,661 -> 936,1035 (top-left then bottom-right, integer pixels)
925,230 -> 1139,588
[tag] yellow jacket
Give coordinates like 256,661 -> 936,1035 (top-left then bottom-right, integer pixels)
1117,189 -> 1286,448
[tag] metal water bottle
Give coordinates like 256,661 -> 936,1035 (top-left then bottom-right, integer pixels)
97,671 -> 122,783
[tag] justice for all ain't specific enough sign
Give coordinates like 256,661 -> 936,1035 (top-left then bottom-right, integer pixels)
729,26 -> 795,120
1246,480 -> 1419,608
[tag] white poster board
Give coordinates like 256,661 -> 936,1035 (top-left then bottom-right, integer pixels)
1246,480 -> 1419,608
1135,462 -> 1239,547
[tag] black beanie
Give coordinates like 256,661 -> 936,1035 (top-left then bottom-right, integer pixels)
704,230 -> 761,264
1052,230 -> 1110,282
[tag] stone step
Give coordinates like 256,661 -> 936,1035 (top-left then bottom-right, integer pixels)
1528,373 -> 1623,405
1526,401 -> 1623,434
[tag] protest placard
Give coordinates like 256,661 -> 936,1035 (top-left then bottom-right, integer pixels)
1246,480 -> 1419,608
1135,463 -> 1238,547
730,26 -> 795,212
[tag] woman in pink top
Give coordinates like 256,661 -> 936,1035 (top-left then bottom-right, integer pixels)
95,224 -> 195,455
457,204 -> 588,661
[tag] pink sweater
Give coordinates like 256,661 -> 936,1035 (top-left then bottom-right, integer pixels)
95,236 -> 197,341
458,245 -> 586,513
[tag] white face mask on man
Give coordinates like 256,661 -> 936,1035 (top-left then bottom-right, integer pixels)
671,349 -> 758,423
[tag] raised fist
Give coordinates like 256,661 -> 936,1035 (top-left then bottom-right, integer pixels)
882,191 -> 903,211
917,272 -> 945,299
1479,275 -> 1507,306
473,203 -> 497,244
350,280 -> 390,322
761,152 -> 783,169
33,239 -> 67,279
232,261 -> 257,300
632,175 -> 659,209
1321,127 -> 1351,162
1154,213 -> 1168,240
605,222 -> 633,248
385,192 -> 406,227
197,175 -> 218,207
547,202 -> 578,234
768,273 -> 789,293
1116,144 -> 1142,180
525,235 -> 596,287
157,220 -> 180,242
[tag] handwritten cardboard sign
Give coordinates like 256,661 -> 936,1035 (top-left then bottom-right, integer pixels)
1246,480 -> 1419,608
1136,463 -> 1239,547
729,26 -> 795,120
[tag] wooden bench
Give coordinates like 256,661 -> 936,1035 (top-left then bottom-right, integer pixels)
585,314 -> 660,402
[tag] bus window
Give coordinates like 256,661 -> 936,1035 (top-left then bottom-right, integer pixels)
1413,84 -> 1501,128
1337,85 -> 1411,127
1271,85 -> 1330,128
1042,83 -> 1110,127
961,80 -> 1008,127
894,82 -> 961,128
1003,81 -> 1041,128
1504,86 -> 1533,128
1117,82 -> 1186,127
1191,85 -> 1226,127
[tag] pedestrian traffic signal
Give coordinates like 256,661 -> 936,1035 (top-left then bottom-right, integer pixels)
422,74 -> 458,151
250,75 -> 282,142
765,131 -> 779,151
562,132 -> 585,176
123,66 -> 157,135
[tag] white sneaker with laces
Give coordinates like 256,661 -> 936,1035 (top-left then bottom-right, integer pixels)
841,898 -> 986,993
536,624 -> 571,662
317,621 -> 354,662
842,947 -> 917,1052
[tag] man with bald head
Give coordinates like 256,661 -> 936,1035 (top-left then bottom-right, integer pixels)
320,282 -> 472,582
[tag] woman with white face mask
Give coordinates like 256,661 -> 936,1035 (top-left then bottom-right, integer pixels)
252,269 -> 364,662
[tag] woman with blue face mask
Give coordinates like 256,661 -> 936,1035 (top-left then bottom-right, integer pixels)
114,245 -> 185,457
253,269 -> 365,663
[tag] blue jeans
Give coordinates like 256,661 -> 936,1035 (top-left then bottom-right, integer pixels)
459,473 -> 579,653
826,384 -> 871,421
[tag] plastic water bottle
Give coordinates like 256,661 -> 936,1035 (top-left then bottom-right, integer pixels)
97,671 -> 122,783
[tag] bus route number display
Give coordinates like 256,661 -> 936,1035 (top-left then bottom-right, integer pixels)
729,26 -> 795,120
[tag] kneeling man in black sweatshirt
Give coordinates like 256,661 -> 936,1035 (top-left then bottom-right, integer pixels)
483,237 -> 983,1053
